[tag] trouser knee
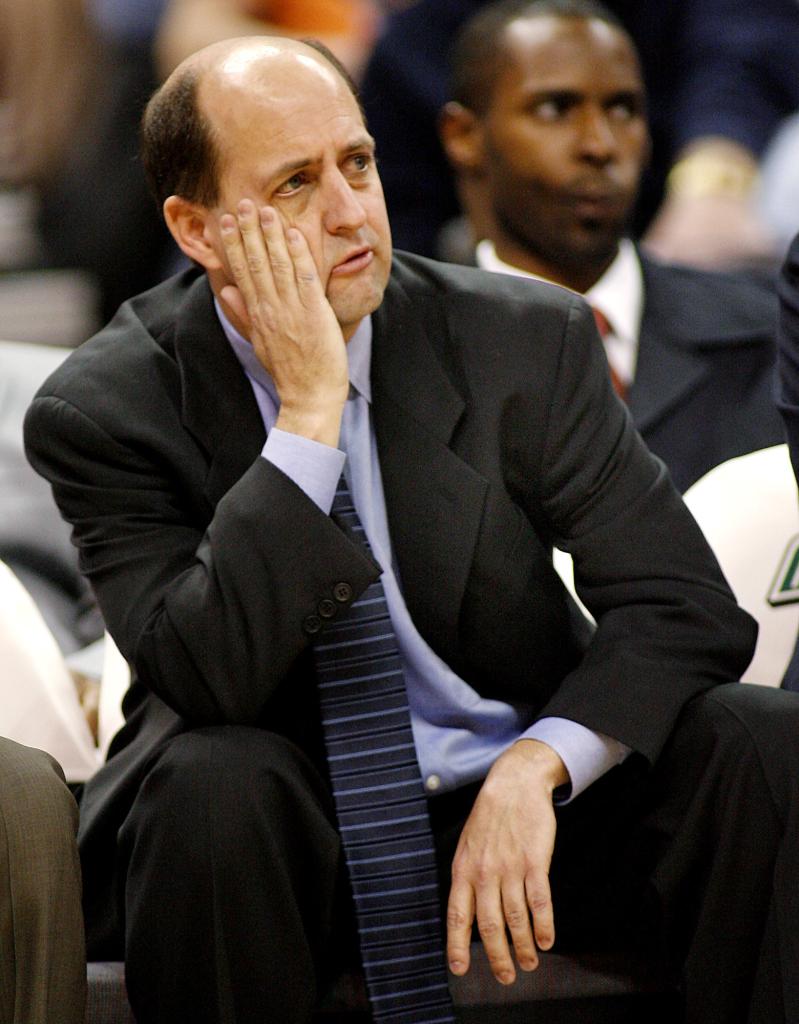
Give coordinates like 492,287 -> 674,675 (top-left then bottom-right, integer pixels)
677,683 -> 799,820
120,727 -> 347,1023
121,725 -> 340,880
0,739 -> 78,869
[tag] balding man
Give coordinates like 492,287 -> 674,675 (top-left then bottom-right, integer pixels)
24,34 -> 799,1024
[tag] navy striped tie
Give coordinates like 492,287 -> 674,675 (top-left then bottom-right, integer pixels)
313,475 -> 456,1024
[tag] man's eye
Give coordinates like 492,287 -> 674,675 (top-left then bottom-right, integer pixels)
348,153 -> 372,173
534,99 -> 569,121
608,98 -> 642,122
276,173 -> 306,195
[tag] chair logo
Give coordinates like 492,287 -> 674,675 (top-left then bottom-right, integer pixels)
769,534 -> 799,606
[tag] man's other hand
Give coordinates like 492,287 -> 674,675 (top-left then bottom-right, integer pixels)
446,739 -> 568,985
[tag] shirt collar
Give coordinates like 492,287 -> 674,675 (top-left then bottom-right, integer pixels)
214,297 -> 373,404
475,237 -> 644,346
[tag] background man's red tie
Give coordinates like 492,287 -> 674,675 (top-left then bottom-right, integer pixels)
592,307 -> 628,401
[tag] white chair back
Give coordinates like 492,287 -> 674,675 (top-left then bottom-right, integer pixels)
683,444 -> 799,686
97,632 -> 131,759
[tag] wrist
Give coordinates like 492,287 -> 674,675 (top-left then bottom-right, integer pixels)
275,399 -> 344,448
515,739 -> 570,791
487,739 -> 570,798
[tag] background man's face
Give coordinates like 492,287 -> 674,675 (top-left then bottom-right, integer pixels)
480,16 -> 649,279
201,49 -> 392,338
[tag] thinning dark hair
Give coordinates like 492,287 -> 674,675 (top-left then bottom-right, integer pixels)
449,0 -> 629,115
140,38 -> 362,211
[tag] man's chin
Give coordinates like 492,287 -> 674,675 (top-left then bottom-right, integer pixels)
564,226 -> 623,266
329,266 -> 390,333
332,290 -> 386,340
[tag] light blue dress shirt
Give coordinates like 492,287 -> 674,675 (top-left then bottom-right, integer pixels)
215,300 -> 628,800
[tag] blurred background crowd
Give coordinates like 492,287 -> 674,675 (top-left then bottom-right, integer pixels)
3,0 -> 799,348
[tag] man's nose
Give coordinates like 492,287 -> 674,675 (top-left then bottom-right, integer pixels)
576,107 -> 616,164
322,170 -> 368,234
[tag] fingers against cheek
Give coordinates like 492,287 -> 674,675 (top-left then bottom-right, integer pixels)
258,205 -> 294,292
235,200 -> 275,298
286,227 -> 324,298
219,213 -> 252,324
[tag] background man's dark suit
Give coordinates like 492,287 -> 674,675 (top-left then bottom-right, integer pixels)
630,255 -> 783,494
25,252 -> 754,966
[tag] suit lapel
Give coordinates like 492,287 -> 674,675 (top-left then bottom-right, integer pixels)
630,257 -> 715,434
371,261 -> 488,656
172,274 -> 266,507
170,265 -> 488,655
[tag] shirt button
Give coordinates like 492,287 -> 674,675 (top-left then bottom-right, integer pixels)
303,614 -> 322,635
425,774 -> 441,793
318,598 -> 336,619
333,582 -> 352,603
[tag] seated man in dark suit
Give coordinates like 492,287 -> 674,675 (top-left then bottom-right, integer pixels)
438,0 -> 784,493
24,32 -> 799,1024
0,736 -> 85,1024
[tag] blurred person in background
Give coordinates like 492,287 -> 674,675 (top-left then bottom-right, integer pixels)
361,0 -> 799,271
0,0 -> 174,326
439,0 -> 785,495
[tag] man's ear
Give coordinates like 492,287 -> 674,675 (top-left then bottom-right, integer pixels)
163,195 -> 223,271
439,101 -> 485,175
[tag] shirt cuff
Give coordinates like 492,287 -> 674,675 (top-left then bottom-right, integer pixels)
523,717 -> 630,804
262,428 -> 346,514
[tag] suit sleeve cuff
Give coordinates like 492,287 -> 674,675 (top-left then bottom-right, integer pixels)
262,428 -> 346,514
523,717 -> 630,804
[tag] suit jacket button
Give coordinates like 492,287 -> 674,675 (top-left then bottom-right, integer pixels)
333,582 -> 352,603
318,598 -> 336,619
303,614 -> 322,635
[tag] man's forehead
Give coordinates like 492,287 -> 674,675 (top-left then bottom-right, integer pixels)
500,14 -> 641,82
197,43 -> 364,155
200,43 -> 341,105
193,42 -> 368,185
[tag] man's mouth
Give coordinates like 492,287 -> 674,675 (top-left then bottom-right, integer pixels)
564,180 -> 628,218
331,247 -> 373,276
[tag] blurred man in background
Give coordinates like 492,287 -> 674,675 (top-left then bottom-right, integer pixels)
439,0 -> 784,493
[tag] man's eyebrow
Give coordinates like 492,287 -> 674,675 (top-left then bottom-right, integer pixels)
604,88 -> 645,106
269,134 -> 376,183
522,87 -> 583,103
521,86 -> 644,103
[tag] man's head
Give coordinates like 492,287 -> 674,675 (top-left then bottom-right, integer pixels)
440,0 -> 650,292
142,37 -> 392,339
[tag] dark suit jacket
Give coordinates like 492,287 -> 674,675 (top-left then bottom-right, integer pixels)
24,252 -> 755,952
630,255 -> 784,494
